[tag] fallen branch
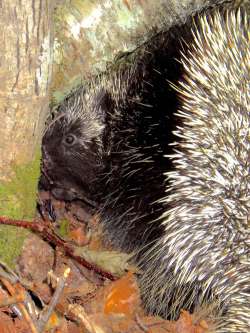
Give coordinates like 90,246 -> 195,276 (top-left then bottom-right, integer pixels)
0,217 -> 116,282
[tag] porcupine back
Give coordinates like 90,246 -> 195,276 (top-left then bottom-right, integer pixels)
139,10 -> 250,332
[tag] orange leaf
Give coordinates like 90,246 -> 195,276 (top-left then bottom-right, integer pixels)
104,272 -> 140,317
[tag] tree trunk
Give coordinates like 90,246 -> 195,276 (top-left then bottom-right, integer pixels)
51,0 -> 229,102
0,0 -> 54,266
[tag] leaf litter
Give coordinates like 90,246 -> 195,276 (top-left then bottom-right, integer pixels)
0,190 -> 213,333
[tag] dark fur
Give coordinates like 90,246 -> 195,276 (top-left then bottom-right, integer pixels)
41,13 -> 200,252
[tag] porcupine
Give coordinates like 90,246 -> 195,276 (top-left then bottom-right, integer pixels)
40,6 -> 250,333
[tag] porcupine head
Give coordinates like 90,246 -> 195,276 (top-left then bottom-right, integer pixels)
41,66 -> 134,206
41,85 -> 111,204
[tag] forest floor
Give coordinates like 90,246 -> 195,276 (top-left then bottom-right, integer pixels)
0,191 -> 212,333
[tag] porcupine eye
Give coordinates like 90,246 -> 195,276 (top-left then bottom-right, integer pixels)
64,134 -> 76,146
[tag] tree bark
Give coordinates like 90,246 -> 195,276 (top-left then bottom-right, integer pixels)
0,0 -> 54,265
0,0 -> 54,180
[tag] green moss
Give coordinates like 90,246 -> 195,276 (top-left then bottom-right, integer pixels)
0,227 -> 29,267
58,219 -> 70,238
0,150 -> 41,266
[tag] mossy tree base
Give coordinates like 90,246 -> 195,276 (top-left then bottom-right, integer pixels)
0,151 -> 41,267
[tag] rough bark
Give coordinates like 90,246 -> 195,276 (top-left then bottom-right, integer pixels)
0,0 -> 54,265
0,0 -> 53,181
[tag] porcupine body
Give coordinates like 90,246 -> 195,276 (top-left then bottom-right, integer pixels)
41,6 -> 250,333
139,9 -> 250,332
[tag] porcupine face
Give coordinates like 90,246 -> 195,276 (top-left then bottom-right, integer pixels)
41,87 -> 108,202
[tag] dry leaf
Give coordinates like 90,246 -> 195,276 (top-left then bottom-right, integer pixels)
104,272 -> 140,317
73,248 -> 132,276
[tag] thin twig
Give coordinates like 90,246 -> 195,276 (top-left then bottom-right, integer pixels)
1,277 -> 38,333
0,216 -> 116,281
37,268 -> 70,333
135,313 -> 149,332
0,292 -> 24,307
68,303 -> 105,333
